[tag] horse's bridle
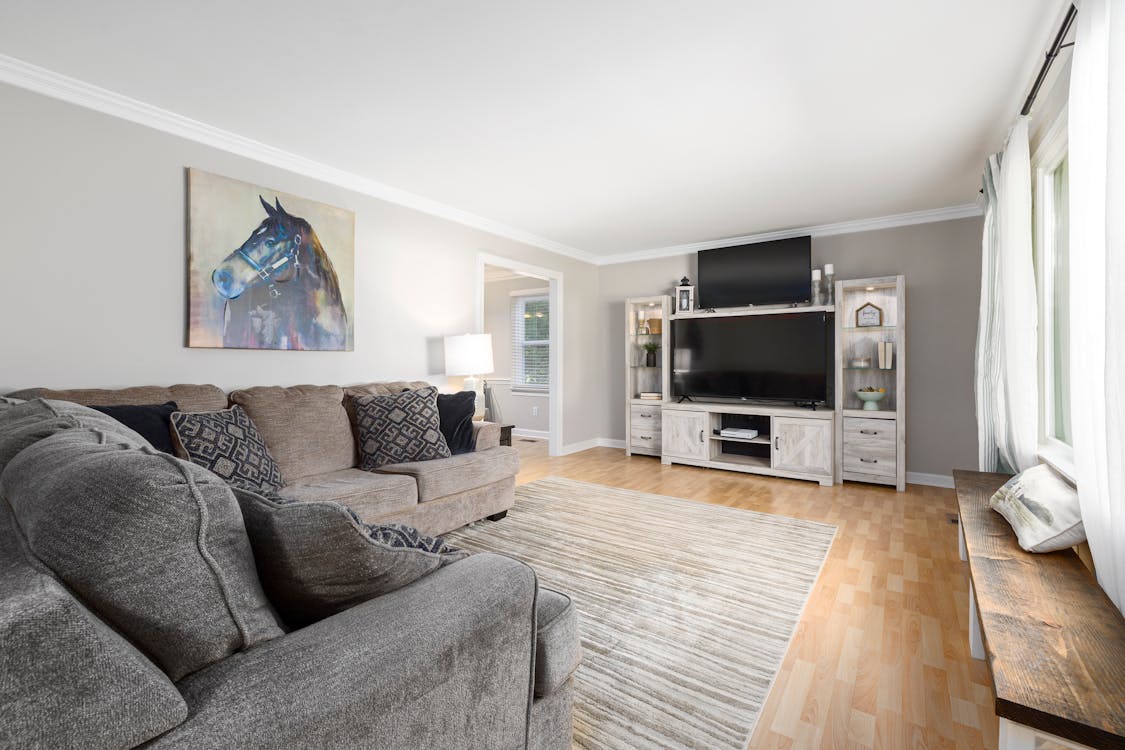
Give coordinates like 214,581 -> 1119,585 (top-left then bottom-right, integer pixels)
236,235 -> 301,299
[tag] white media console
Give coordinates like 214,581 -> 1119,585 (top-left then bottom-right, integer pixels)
660,401 -> 835,486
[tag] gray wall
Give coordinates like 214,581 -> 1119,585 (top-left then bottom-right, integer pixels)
0,83 -> 603,448
597,216 -> 984,476
483,275 -> 550,433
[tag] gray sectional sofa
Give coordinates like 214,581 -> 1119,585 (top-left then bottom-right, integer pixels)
0,391 -> 580,749
7,381 -> 519,535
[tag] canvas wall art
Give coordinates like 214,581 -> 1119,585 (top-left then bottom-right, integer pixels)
187,168 -> 355,350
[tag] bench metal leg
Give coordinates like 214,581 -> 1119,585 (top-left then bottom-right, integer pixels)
969,581 -> 985,660
958,521 -> 967,561
999,718 -> 1093,750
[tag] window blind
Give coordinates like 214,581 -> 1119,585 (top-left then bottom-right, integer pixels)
511,290 -> 549,391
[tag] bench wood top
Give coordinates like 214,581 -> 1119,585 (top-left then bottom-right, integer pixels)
953,470 -> 1125,748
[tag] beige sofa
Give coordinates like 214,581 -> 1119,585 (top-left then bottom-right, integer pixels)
7,381 -> 518,536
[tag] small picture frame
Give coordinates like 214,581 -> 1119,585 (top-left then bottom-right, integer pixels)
675,285 -> 695,313
855,302 -> 883,327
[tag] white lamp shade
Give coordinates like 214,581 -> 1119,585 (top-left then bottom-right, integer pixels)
444,333 -> 494,376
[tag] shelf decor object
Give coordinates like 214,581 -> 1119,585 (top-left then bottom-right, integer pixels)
625,295 -> 672,456
674,278 -> 695,314
835,276 -> 906,491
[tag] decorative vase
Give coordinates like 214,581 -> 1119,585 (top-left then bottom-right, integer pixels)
645,350 -> 657,367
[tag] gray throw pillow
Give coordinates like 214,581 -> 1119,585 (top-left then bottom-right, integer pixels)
171,405 -> 284,492
353,387 -> 451,469
1,428 -> 285,680
233,487 -> 468,627
0,398 -> 148,474
989,464 -> 1085,552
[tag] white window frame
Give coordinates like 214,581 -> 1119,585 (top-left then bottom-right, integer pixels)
1032,111 -> 1075,481
510,288 -> 550,394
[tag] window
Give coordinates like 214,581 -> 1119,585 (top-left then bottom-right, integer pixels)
511,291 -> 549,391
1033,115 -> 1073,472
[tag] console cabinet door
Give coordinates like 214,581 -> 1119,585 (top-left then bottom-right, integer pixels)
661,410 -> 708,460
772,417 -> 833,478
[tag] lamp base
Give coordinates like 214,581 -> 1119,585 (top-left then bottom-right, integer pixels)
462,375 -> 486,420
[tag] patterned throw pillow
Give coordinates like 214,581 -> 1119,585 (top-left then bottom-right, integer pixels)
353,387 -> 451,469
989,464 -> 1085,552
233,487 -> 467,627
171,405 -> 284,492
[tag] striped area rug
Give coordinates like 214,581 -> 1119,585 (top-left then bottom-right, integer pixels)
445,477 -> 836,750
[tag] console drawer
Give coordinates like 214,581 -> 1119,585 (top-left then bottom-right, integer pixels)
843,417 -> 895,449
630,404 -> 662,432
630,427 -> 661,450
843,440 -> 896,477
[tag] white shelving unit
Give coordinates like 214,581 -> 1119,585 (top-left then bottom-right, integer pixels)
834,275 -> 906,491
625,295 -> 671,456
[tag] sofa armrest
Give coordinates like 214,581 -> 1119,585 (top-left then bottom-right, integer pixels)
146,552 -> 538,750
1,505 -> 187,749
473,420 -> 501,450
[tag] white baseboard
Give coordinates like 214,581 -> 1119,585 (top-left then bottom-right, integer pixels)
511,428 -> 549,440
558,437 -> 625,455
906,472 -> 955,488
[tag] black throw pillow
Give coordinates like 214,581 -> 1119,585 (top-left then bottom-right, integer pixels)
89,401 -> 178,454
438,391 -> 477,455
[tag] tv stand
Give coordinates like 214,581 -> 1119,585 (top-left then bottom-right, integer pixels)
661,401 -> 834,486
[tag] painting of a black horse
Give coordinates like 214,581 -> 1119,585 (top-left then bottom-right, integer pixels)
210,195 -> 349,350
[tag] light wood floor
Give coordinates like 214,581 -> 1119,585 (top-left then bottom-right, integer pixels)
510,439 -> 996,750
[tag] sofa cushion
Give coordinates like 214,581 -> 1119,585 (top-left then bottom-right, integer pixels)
354,388 -> 451,470
0,398 -> 148,474
172,406 -> 284,492
230,385 -> 355,481
233,488 -> 467,627
90,401 -> 179,454
989,464 -> 1085,552
438,391 -> 477,455
378,447 -> 520,503
1,428 -> 284,681
7,384 -> 227,413
0,502 -> 189,748
342,380 -> 433,443
276,468 -> 418,522
534,588 -> 581,697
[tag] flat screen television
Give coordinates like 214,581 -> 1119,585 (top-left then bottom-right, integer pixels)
672,312 -> 833,404
697,236 -> 811,308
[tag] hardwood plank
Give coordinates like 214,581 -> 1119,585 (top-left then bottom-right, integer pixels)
953,469 -> 1125,748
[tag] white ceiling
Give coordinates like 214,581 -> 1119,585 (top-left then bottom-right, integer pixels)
0,1 -> 1064,258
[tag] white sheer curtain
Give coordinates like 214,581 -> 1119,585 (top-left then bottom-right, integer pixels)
1068,0 -> 1125,614
975,118 -> 1039,473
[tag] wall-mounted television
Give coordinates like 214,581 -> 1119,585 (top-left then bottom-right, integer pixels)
697,236 -> 811,308
672,312 -> 833,404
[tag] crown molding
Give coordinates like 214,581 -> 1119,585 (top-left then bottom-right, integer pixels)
593,202 -> 984,265
0,53 -> 600,265
0,53 -> 983,270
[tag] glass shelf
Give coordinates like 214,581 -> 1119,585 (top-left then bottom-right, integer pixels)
630,365 -> 661,369
842,325 -> 896,332
844,366 -> 895,371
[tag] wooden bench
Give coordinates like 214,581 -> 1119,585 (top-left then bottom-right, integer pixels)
953,470 -> 1125,750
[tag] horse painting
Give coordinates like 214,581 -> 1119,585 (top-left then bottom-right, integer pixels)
187,169 -> 355,351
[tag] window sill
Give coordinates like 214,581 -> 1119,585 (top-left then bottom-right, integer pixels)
510,389 -> 549,397
1038,442 -> 1076,485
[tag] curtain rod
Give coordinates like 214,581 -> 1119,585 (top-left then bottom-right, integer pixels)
1019,4 -> 1077,116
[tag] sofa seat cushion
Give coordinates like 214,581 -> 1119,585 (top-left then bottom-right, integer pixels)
230,385 -> 355,482
233,488 -> 467,627
276,468 -> 418,521
1,428 -> 284,681
6,384 -> 228,413
377,446 -> 520,503
534,588 -> 581,697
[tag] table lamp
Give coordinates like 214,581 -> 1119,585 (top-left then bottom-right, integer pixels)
443,333 -> 494,418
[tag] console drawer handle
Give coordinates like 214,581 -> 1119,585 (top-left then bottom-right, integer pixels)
640,435 -> 652,441
859,429 -> 879,435
859,458 -> 878,463
640,413 -> 652,418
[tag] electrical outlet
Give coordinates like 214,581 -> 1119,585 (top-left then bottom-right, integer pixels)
531,406 -> 539,417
